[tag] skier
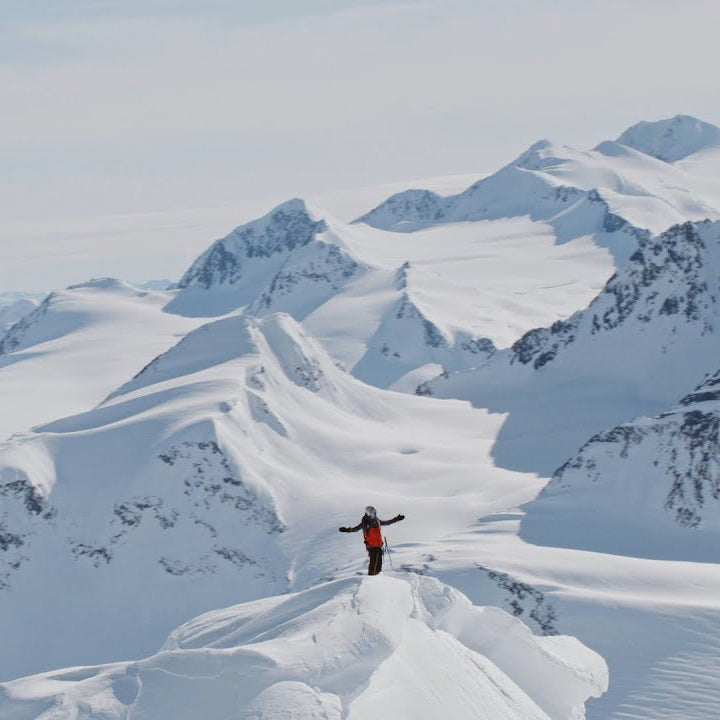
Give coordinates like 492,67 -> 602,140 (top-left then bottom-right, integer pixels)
339,506 -> 405,575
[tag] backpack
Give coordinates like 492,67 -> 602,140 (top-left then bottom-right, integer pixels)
364,521 -> 384,548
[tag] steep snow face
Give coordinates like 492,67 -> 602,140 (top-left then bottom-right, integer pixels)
0,279 -> 201,441
0,311 -> 533,680
250,239 -> 365,320
422,220 -> 720,474
169,198 -> 366,317
0,574 -> 608,720
350,262 -> 495,390
617,115 -> 720,163
356,124 -> 720,242
520,364 -> 720,560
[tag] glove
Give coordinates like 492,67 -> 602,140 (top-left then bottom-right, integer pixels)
339,527 -> 349,532
395,514 -> 405,521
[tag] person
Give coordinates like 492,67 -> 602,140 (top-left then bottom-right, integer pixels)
339,506 -> 405,575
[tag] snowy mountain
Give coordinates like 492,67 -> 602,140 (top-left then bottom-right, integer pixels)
421,219 -> 720,474
168,198 -> 364,318
0,297 -> 38,335
6,115 -> 720,719
355,116 -> 720,246
0,574 -> 608,720
0,279 -> 202,441
520,362 -> 720,561
169,195 -> 617,389
0,310 -> 534,680
617,114 -> 720,163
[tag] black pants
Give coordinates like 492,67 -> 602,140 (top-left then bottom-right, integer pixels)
368,546 -> 383,575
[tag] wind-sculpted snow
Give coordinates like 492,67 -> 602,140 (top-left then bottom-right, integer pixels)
0,574 -> 608,720
617,115 -> 720,163
0,311 -> 532,680
421,219 -> 720,474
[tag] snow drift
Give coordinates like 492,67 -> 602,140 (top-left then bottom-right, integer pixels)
0,573 -> 608,720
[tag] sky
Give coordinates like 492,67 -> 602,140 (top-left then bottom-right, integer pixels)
1,0 -> 719,291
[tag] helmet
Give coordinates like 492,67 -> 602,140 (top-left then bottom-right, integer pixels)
365,506 -> 377,518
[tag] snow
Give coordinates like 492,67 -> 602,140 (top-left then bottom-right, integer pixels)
0,311 -> 537,680
0,298 -> 38,334
423,219 -> 720,475
357,122 -> 720,239
616,114 -> 720,163
4,115 -> 720,719
0,574 -> 607,720
0,279 -> 202,441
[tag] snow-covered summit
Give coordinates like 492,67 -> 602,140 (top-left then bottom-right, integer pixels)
169,198 -> 366,317
616,115 -> 720,163
177,198 -> 327,291
355,119 -> 720,240
0,573 -> 608,720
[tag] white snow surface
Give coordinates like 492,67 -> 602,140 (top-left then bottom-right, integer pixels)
168,196 -> 617,389
423,219 -> 720,475
357,118 -> 720,240
0,573 -> 608,720
0,279 -> 202,441
5,116 -> 720,720
0,311 -> 538,680
616,114 -> 720,163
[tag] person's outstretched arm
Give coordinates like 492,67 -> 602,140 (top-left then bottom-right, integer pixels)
379,514 -> 405,526
339,520 -> 363,532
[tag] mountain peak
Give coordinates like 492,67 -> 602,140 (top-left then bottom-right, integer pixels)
176,199 -> 329,294
512,139 -> 564,170
616,115 -> 720,162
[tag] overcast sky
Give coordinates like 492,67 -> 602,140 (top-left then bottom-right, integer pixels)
2,0 -> 719,291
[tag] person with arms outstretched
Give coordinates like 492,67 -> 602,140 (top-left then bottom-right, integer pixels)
339,505 -> 405,575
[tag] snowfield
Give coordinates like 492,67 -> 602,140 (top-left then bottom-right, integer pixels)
0,574 -> 608,720
3,115 -> 720,719
0,279 -> 202,442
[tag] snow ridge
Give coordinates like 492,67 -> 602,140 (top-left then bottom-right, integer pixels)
177,198 -> 327,290
0,574 -> 608,720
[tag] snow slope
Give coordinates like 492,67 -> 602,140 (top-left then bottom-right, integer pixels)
0,279 -> 201,441
520,361 -> 720,561
0,311 -> 536,680
170,197 -> 616,389
422,219 -> 720,475
0,574 -> 607,720
5,115 -> 720,720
